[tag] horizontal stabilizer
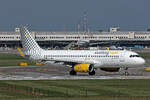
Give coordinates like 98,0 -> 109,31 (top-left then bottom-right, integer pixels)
17,48 -> 24,57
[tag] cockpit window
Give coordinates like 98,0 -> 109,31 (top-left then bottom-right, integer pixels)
130,55 -> 140,57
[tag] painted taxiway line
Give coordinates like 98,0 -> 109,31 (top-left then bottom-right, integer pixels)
0,75 -> 150,80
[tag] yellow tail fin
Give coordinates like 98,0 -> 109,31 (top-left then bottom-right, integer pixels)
17,48 -> 24,57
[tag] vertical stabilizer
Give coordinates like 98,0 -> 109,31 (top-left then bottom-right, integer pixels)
20,26 -> 41,52
20,27 -> 43,61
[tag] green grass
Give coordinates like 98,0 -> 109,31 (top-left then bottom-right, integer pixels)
0,53 -> 24,60
138,52 -> 150,59
0,80 -> 150,100
0,53 -> 35,67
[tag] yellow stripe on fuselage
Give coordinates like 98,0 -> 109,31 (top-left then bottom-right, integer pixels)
109,51 -> 118,55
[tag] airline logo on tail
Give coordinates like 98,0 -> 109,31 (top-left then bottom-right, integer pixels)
25,34 -> 28,38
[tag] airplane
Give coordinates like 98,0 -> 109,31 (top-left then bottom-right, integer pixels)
19,26 -> 145,75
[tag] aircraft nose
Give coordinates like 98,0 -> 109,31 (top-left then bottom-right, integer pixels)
138,58 -> 145,65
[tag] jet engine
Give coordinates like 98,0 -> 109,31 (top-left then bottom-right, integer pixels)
74,64 -> 93,73
100,68 -> 120,72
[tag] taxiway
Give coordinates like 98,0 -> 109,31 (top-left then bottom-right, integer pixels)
0,62 -> 149,80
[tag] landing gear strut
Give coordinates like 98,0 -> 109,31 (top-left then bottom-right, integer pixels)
125,72 -> 129,76
69,70 -> 77,75
124,67 -> 129,76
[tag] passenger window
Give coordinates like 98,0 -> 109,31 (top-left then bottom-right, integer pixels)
130,55 -> 133,57
130,55 -> 140,57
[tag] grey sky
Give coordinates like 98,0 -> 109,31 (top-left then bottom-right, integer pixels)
0,0 -> 150,31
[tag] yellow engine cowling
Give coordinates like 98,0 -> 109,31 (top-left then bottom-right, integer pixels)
74,64 -> 90,73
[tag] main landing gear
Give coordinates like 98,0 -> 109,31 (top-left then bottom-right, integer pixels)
89,70 -> 95,75
124,67 -> 129,76
69,70 -> 95,75
69,70 -> 77,75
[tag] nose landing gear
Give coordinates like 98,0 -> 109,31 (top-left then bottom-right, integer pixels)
124,67 -> 129,76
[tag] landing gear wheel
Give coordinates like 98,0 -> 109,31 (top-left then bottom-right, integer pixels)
89,70 -> 95,75
69,70 -> 77,75
124,67 -> 128,70
124,67 -> 129,76
125,72 -> 129,76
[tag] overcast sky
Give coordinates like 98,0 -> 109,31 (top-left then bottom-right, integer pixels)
0,0 -> 150,31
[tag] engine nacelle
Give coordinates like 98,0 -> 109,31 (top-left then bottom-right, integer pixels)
74,64 -> 92,73
100,68 -> 120,72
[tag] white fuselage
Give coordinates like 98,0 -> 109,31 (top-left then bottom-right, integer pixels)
27,49 -> 145,68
